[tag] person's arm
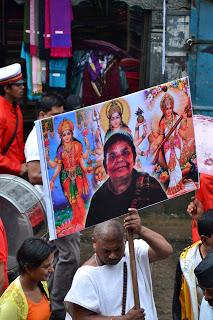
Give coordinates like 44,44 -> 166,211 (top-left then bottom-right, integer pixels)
27,160 -> 43,185
0,118 -> 22,175
0,262 -> 5,296
0,297 -> 19,319
124,208 -> 173,262
187,195 -> 204,221
65,302 -> 145,320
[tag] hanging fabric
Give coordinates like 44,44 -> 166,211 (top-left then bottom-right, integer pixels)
22,0 -> 73,99
49,0 -> 73,57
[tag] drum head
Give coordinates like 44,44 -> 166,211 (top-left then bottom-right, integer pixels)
0,174 -> 48,277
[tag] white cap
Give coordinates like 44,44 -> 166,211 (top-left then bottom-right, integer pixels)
0,63 -> 24,86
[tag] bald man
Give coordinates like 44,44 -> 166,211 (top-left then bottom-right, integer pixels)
65,209 -> 173,320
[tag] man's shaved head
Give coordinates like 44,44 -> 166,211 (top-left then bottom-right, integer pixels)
93,219 -> 125,242
93,219 -> 126,266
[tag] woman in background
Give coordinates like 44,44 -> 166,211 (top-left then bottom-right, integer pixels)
0,238 -> 54,320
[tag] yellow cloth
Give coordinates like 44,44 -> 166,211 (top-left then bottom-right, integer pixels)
179,241 -> 202,320
0,276 -> 49,320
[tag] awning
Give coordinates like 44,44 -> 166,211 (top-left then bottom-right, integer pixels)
72,0 -> 160,10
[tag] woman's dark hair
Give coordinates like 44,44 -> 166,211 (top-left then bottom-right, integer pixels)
198,210 -> 213,237
103,132 -> 136,172
17,237 -> 53,274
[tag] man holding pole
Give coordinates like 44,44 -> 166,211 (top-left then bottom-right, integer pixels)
65,209 -> 173,320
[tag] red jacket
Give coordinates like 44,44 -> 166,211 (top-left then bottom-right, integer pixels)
0,96 -> 25,175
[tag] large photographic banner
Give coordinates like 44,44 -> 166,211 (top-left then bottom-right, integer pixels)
36,77 -> 198,239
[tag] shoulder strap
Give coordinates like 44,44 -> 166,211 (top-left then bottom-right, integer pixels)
2,107 -> 19,155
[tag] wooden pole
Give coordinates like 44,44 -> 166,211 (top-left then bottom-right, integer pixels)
127,229 -> 140,309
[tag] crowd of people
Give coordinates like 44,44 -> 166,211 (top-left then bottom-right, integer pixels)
0,62 -> 213,320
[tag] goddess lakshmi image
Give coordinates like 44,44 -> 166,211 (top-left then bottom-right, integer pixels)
47,119 -> 89,234
153,92 -> 188,196
100,99 -> 147,157
105,99 -> 131,139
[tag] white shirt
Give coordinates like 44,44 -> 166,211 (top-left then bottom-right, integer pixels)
199,298 -> 213,320
24,126 -> 44,196
65,239 -> 158,320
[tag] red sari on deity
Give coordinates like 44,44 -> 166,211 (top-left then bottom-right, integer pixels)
55,140 -> 89,229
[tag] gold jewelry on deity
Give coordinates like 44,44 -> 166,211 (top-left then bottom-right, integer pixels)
106,100 -> 123,119
58,118 -> 74,135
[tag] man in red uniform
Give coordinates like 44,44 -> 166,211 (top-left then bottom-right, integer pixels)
0,63 -> 27,176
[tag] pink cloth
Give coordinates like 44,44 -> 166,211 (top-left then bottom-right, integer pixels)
30,0 -> 37,56
44,0 -> 51,49
50,47 -> 72,58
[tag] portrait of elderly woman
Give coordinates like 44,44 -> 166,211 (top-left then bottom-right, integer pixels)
86,130 -> 167,227
47,118 -> 89,232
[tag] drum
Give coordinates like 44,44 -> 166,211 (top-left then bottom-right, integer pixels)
0,174 -> 47,279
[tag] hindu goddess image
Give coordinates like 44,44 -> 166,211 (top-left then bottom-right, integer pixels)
155,92 -> 188,195
48,118 -> 89,232
101,99 -> 147,156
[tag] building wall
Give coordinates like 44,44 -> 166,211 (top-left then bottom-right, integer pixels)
148,0 -> 190,87
188,0 -> 213,115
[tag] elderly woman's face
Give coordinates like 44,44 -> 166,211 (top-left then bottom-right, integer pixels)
105,139 -> 134,180
110,112 -> 122,129
61,130 -> 73,143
